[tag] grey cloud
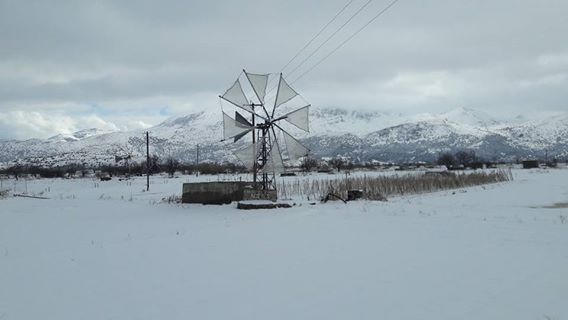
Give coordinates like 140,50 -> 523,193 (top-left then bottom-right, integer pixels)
0,0 -> 567,138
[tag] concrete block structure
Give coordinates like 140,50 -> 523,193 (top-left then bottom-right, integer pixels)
182,181 -> 252,204
181,181 -> 277,204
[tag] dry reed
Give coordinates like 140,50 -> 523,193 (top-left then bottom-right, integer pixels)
277,169 -> 513,201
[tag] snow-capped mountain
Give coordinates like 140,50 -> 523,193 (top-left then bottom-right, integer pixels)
1,106 -> 567,167
439,107 -> 500,128
47,128 -> 117,142
304,107 -> 406,137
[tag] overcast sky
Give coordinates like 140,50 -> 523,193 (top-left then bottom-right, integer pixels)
1,0 -> 567,139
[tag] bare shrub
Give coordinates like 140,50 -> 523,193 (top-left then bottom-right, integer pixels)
162,194 -> 182,204
0,189 -> 10,199
300,157 -> 318,172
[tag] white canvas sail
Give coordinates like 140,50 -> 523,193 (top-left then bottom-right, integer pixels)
223,112 -> 252,140
233,111 -> 252,142
220,79 -> 251,112
284,105 -> 310,132
262,141 -> 285,174
245,71 -> 269,104
234,111 -> 252,126
233,143 -> 259,170
274,74 -> 298,110
282,129 -> 309,162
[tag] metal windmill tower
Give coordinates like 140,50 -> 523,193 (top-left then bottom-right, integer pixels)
220,70 -> 310,191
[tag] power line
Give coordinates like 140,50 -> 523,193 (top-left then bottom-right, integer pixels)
285,0 -> 375,79
264,0 -> 357,102
265,0 -> 375,104
291,0 -> 401,85
236,0 -> 400,112
278,0 -> 355,75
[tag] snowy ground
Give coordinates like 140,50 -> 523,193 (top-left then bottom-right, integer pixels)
1,169 -> 567,320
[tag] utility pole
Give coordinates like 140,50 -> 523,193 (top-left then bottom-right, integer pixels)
196,144 -> 200,177
146,131 -> 150,191
196,144 -> 200,165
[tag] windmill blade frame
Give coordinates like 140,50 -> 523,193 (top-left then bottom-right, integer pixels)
220,95 -> 268,121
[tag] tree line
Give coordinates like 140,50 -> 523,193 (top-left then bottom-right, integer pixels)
0,156 -> 246,180
436,150 -> 483,169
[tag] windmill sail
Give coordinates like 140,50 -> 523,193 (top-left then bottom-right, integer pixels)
262,139 -> 285,174
282,129 -> 309,162
273,74 -> 298,111
284,105 -> 310,132
220,79 -> 251,113
233,111 -> 253,142
233,130 -> 249,142
235,111 -> 252,126
233,143 -> 259,170
245,71 -> 269,104
223,112 -> 252,140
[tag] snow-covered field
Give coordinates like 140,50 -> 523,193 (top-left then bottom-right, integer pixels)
1,169 -> 567,319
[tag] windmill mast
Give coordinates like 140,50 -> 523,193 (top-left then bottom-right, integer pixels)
251,104 -> 256,185
261,125 -> 271,190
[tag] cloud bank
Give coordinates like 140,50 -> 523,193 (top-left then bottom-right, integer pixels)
1,0 -> 567,139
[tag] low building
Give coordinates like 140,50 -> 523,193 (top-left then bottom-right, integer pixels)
522,160 -> 539,169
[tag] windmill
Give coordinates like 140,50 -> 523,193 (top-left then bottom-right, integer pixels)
219,70 -> 310,192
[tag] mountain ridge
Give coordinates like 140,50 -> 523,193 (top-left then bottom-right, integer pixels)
1,106 -> 567,167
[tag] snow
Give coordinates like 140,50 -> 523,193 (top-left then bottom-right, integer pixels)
1,169 -> 567,319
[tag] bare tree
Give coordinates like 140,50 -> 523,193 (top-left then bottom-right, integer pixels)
164,157 -> 180,177
455,150 -> 478,167
329,158 -> 345,172
149,154 -> 160,174
300,157 -> 318,172
437,152 -> 456,168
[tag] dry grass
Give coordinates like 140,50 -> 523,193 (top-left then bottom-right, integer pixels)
277,169 -> 513,201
